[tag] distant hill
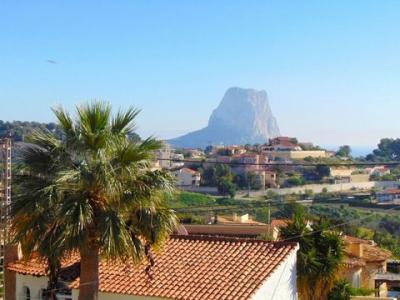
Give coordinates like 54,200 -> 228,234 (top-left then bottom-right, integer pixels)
0,120 -> 141,142
169,87 -> 280,148
0,120 -> 63,141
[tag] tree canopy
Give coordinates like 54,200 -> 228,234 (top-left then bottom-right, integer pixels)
11,102 -> 175,300
367,138 -> 400,161
280,207 -> 344,300
336,145 -> 351,157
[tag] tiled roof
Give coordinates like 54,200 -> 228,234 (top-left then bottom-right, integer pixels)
342,256 -> 366,268
271,137 -> 294,142
271,219 -> 290,229
343,235 -> 392,264
181,167 -> 200,175
184,224 -> 271,237
7,253 -> 80,280
8,235 -> 298,300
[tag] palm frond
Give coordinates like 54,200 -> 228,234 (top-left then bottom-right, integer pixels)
76,101 -> 111,151
51,106 -> 77,141
111,107 -> 140,135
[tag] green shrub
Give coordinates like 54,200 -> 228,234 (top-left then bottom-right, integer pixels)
349,287 -> 374,296
167,191 -> 216,208
328,279 -> 351,300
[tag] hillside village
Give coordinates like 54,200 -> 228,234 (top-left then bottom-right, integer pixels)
144,136 -> 400,299
3,1 -> 400,299
2,121 -> 400,300
156,136 -> 400,205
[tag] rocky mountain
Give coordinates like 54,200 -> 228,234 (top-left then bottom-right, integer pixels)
169,87 -> 280,148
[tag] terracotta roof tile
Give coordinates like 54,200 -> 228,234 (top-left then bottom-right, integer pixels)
271,219 -> 290,228
343,235 -> 392,263
184,224 -> 271,237
8,235 -> 297,300
181,167 -> 200,175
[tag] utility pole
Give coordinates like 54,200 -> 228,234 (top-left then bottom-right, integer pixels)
0,136 -> 12,299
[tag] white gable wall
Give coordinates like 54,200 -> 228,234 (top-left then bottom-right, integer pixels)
250,248 -> 298,300
16,274 -> 49,300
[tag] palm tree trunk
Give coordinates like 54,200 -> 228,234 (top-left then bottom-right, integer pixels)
47,258 -> 60,300
78,243 -> 99,300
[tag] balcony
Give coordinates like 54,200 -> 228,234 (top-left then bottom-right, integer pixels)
375,272 -> 400,298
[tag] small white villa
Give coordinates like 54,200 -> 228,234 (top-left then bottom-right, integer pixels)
173,167 -> 201,187
7,235 -> 298,300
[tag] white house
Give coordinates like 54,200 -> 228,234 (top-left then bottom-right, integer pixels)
154,143 -> 184,170
7,235 -> 299,300
366,166 -> 391,177
173,167 -> 201,187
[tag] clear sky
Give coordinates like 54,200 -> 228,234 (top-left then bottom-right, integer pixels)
1,1 -> 400,150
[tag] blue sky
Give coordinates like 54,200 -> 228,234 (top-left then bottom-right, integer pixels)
1,1 -> 400,150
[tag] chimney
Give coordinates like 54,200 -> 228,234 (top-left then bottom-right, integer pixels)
4,245 -> 19,300
349,243 -> 364,258
232,213 -> 238,222
240,214 -> 249,223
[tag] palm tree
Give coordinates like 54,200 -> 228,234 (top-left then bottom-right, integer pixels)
11,102 -> 177,300
280,207 -> 344,300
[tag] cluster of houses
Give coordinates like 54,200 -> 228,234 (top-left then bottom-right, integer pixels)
6,212 -> 400,299
4,140 -> 400,298
153,137 -> 398,194
329,166 -> 391,184
153,137 -> 331,189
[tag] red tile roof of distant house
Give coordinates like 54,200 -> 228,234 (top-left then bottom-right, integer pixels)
8,235 -> 298,300
271,219 -> 290,229
181,167 -> 200,175
343,235 -> 392,266
268,137 -> 299,149
278,141 -> 297,147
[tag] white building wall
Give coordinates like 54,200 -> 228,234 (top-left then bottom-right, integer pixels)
16,274 -> 49,300
173,169 -> 200,186
175,170 -> 191,186
250,249 -> 298,300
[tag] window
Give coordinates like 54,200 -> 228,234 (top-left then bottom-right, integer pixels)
22,286 -> 31,300
351,270 -> 361,288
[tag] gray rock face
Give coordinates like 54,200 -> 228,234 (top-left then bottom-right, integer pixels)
169,87 -> 280,148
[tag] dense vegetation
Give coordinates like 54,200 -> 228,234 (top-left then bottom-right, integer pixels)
167,191 -> 216,208
0,120 -> 63,141
170,190 -> 400,259
310,204 -> 400,257
367,138 -> 400,161
169,191 -> 275,224
280,206 -> 344,300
